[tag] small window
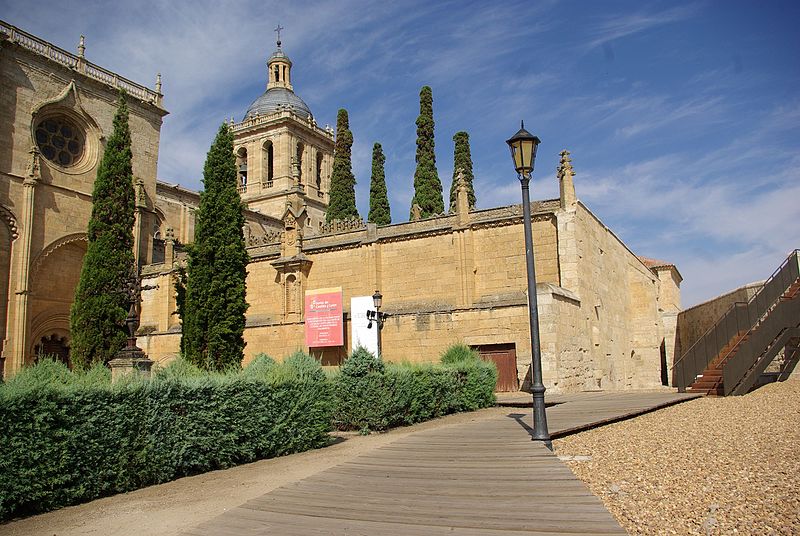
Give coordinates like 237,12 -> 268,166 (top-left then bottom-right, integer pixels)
316,153 -> 323,189
274,66 -> 280,82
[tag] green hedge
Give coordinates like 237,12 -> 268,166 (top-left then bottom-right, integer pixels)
0,356 -> 331,520
332,346 -> 497,432
0,346 -> 497,520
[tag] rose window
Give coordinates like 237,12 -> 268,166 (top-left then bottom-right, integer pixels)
34,117 -> 85,167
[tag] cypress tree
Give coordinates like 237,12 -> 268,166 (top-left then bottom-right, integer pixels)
326,109 -> 359,222
70,93 -> 136,369
449,131 -> 476,211
410,85 -> 443,218
181,123 -> 249,371
368,142 -> 391,225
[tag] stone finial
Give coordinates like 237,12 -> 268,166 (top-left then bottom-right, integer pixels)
164,227 -> 175,266
557,149 -> 577,209
25,146 -> 40,185
78,35 -> 85,58
454,168 -> 471,223
411,203 -> 422,222
155,73 -> 162,94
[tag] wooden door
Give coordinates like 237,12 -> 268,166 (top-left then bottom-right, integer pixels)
474,344 -> 519,392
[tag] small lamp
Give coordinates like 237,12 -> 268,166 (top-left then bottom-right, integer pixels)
506,121 -> 541,177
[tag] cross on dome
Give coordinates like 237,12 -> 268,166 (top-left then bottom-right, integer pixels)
275,24 -> 284,47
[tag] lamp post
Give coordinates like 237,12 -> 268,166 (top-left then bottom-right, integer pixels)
366,290 -> 385,356
506,121 -> 551,445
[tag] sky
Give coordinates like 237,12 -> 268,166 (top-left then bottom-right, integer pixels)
2,0 -> 798,307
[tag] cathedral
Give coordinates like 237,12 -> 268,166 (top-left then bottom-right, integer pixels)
0,21 -> 682,392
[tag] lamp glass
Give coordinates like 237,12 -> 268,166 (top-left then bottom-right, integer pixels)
372,290 -> 382,309
506,122 -> 541,176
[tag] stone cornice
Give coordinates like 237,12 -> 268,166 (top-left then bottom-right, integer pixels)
1,20 -> 166,114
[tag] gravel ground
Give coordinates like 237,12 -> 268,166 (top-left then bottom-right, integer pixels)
553,380 -> 800,535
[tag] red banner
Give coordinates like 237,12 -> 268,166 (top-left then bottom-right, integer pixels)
305,287 -> 344,347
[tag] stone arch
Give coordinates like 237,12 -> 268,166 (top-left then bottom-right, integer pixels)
28,236 -> 88,367
29,312 -> 71,366
0,205 -> 19,240
30,232 -> 88,281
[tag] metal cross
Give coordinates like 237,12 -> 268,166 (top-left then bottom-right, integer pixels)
275,24 -> 284,45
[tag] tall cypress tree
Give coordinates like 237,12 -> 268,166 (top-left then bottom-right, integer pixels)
368,142 -> 391,225
181,123 -> 249,371
449,131 -> 476,211
70,93 -> 136,369
326,109 -> 358,222
410,85 -> 443,218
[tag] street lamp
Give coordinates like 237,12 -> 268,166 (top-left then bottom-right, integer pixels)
506,121 -> 551,446
366,290 -> 386,356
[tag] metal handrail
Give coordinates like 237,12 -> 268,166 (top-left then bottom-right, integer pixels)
673,249 -> 799,390
723,297 -> 800,395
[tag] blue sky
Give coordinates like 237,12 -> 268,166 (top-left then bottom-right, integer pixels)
3,0 -> 798,307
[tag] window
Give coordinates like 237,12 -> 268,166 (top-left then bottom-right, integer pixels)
35,116 -> 84,167
296,142 -> 304,183
263,140 -> 274,185
316,153 -> 323,190
236,147 -> 248,189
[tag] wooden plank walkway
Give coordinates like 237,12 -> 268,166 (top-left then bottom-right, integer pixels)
184,391 -> 697,536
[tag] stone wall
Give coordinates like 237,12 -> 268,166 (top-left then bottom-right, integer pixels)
139,198 -> 671,393
563,203 -> 664,390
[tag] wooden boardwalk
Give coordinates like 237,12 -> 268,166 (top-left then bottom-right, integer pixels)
184,391 -> 697,536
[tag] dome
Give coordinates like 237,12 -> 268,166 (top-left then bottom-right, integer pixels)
268,48 -> 292,64
244,87 -> 312,120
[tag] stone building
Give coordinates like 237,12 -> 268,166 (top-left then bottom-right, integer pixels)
0,21 -> 166,374
1,21 -> 682,392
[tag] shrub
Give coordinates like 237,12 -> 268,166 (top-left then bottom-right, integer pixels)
0,358 -> 331,521
333,347 -> 389,431
440,343 -> 480,364
243,353 -> 278,378
152,357 -> 205,382
332,347 -> 496,432
284,350 -> 326,383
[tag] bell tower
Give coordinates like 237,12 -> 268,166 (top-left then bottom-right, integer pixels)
267,25 -> 293,91
231,26 -> 334,234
